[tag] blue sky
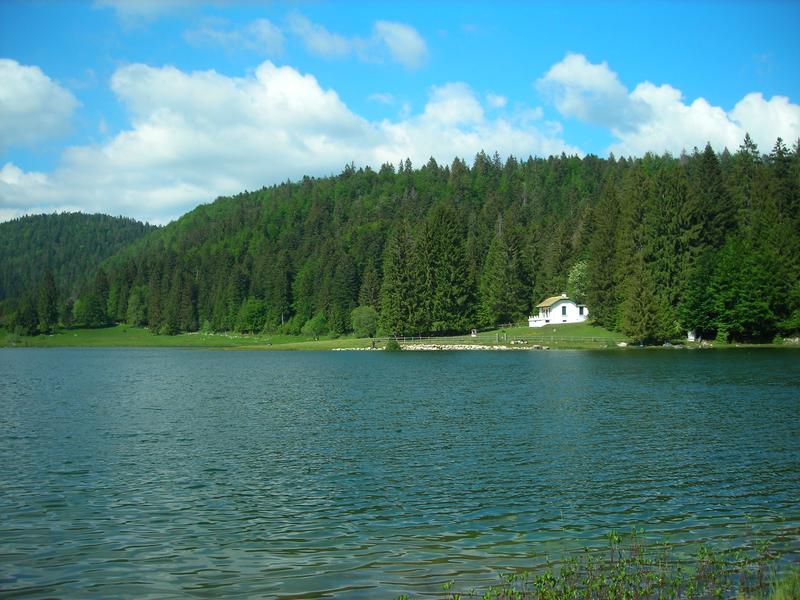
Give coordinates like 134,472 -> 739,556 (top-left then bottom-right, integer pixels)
1,0 -> 799,224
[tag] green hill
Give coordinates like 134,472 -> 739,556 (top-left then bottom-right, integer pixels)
4,139 -> 799,343
0,212 -> 156,310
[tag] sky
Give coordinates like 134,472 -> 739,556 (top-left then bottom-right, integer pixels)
1,1 -> 799,225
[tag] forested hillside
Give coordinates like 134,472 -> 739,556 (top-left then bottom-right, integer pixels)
7,137 -> 800,342
0,213 -> 157,331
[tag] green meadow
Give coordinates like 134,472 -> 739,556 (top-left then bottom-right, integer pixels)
3,322 -> 796,351
1,322 -> 622,350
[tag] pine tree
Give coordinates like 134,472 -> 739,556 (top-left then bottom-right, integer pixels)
417,204 -> 475,333
679,251 -> 716,339
682,143 -> 735,282
357,260 -> 381,311
37,269 -> 58,333
621,258 -> 673,344
645,160 -> 686,309
328,251 -> 358,334
587,173 -> 621,325
709,238 -> 775,342
613,163 -> 650,328
84,268 -> 110,327
478,218 -> 527,327
379,223 -> 423,335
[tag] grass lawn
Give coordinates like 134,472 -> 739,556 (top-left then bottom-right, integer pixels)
0,321 -> 629,350
7,322 -> 790,351
0,325 -> 373,350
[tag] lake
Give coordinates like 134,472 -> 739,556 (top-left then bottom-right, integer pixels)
1,348 -> 798,598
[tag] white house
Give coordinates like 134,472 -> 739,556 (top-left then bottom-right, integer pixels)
528,293 -> 588,328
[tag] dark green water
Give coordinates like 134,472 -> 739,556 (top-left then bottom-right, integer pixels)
1,348 -> 798,598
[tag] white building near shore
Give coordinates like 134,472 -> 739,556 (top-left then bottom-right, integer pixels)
528,293 -> 588,327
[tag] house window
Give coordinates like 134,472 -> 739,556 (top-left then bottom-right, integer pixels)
579,306 -> 584,316
562,305 -> 567,316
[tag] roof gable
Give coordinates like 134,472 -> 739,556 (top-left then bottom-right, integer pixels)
537,295 -> 571,308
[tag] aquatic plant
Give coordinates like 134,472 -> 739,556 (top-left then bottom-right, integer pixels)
394,530 -> 797,599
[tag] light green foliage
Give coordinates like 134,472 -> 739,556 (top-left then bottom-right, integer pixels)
236,297 -> 267,333
350,305 -> 378,338
301,312 -> 328,341
384,338 -> 402,351
566,260 -> 588,304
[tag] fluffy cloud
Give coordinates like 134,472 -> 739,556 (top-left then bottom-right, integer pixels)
288,14 -> 428,70
287,14 -> 350,59
94,0 -> 196,23
0,59 -> 80,151
537,52 -> 649,130
486,93 -> 508,109
540,53 -> 800,156
372,21 -> 427,69
184,18 -> 284,55
0,61 -> 575,224
368,92 -> 395,105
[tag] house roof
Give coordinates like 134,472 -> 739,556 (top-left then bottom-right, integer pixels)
537,295 -> 570,308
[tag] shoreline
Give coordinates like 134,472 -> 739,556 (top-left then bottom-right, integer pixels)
2,325 -> 798,351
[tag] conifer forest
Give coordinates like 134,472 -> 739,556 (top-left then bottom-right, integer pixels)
3,136 -> 799,344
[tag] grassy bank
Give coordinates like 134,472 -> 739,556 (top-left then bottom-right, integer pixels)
2,323 -> 797,351
0,322 -> 622,350
395,531 -> 799,600
0,325 -> 373,350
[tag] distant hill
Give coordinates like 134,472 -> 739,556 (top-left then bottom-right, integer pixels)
0,212 -> 157,304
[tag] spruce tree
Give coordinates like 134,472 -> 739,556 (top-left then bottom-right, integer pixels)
417,204 -> 475,333
478,218 -> 527,327
587,173 -> 621,326
37,269 -> 58,333
379,223 -> 423,335
621,258 -> 673,344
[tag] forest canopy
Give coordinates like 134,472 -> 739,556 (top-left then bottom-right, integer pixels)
4,137 -> 799,343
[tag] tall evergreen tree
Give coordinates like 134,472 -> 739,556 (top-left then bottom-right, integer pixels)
417,204 -> 475,333
478,218 -> 527,326
37,269 -> 58,333
621,257 -> 673,344
587,173 -> 621,326
379,223 -> 423,335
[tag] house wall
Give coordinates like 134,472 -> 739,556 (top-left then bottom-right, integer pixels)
529,300 -> 588,327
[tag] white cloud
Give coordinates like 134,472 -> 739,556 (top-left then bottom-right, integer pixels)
373,21 -> 427,70
537,52 -> 649,130
184,18 -> 284,55
540,53 -> 800,156
730,93 -> 800,150
368,92 -> 395,104
486,93 -> 508,109
288,14 -> 428,70
0,59 -> 80,151
423,83 -> 484,126
287,13 -> 350,59
94,0 -> 195,22
0,61 -> 576,224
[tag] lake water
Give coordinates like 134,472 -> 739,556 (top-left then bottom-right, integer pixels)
1,348 -> 799,598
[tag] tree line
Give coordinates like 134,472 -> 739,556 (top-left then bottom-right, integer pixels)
0,212 -> 157,332
5,137 -> 799,343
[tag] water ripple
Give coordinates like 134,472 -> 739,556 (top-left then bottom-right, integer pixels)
0,348 -> 798,598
